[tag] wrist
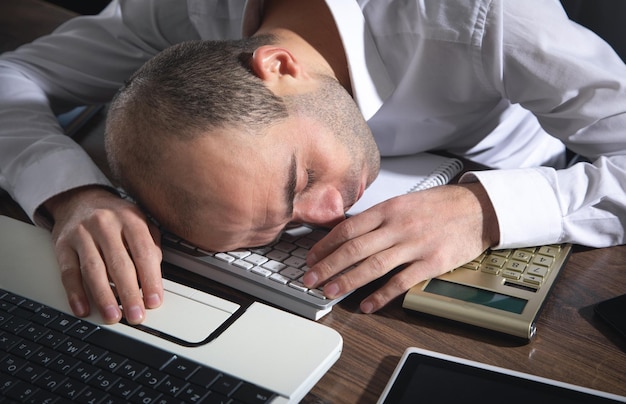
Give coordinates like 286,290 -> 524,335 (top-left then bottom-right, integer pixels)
42,185 -> 119,223
461,182 -> 500,248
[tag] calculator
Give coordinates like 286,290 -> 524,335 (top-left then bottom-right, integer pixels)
403,244 -> 573,339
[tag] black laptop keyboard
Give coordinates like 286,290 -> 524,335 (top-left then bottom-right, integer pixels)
0,289 -> 275,403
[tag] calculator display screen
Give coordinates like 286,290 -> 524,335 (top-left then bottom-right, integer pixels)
424,279 -> 527,314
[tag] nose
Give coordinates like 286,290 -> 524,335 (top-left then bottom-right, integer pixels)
292,187 -> 346,227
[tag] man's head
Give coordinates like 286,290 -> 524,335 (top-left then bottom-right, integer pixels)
105,37 -> 380,251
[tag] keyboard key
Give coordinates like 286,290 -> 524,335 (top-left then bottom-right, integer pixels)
17,322 -> 49,342
130,384 -> 163,403
29,346 -> 59,367
232,382 -> 275,403
97,351 -> 126,373
108,377 -> 140,400
0,354 -> 27,375
177,383 -> 210,402
86,328 -> 174,370
189,367 -> 220,389
89,370 -> 120,391
26,388 -> 61,403
244,254 -> 268,266
15,362 -> 46,383
210,374 -> 240,396
4,379 -> 37,401
30,306 -> 61,325
136,367 -> 168,387
48,353 -> 80,374
251,266 -> 272,277
116,359 -> 147,380
157,375 -> 188,396
0,331 -> 21,351
35,369 -> 67,391
163,357 -> 199,380
68,362 -> 100,382
39,329 -> 68,348
57,336 -> 88,357
10,340 -> 41,358
55,378 -> 87,399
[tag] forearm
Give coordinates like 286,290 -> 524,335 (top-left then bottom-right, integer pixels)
0,0 -> 174,223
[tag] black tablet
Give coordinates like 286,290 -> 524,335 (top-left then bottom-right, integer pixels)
378,347 -> 626,404
595,293 -> 626,340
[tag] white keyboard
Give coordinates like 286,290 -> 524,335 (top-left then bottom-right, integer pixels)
161,225 -> 349,320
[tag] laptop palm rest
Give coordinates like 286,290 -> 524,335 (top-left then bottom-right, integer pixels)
122,279 -> 244,346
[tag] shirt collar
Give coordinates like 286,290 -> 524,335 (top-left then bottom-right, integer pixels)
242,0 -> 394,120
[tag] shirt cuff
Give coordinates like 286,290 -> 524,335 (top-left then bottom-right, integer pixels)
459,168 -> 564,249
11,148 -> 113,225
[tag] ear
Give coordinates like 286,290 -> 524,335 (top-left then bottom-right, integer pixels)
251,45 -> 307,93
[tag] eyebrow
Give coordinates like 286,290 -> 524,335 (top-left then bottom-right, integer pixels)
285,152 -> 297,218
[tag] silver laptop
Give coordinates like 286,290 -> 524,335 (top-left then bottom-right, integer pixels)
0,215 -> 342,403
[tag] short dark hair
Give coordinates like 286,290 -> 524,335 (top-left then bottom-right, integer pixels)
105,36 -> 289,235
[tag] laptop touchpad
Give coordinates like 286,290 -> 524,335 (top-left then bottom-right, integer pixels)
124,280 -> 242,346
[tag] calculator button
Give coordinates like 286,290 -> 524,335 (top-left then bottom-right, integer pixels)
532,255 -> 554,267
511,250 -> 533,263
538,245 -> 559,257
502,270 -> 522,280
527,265 -> 548,277
523,274 -> 543,285
506,260 -> 526,273
481,266 -> 501,275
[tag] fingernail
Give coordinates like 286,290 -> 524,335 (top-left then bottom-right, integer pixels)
361,300 -> 374,314
303,271 -> 318,287
306,252 -> 317,266
324,283 -> 339,298
145,293 -> 161,308
103,304 -> 121,321
125,305 -> 144,323
70,300 -> 89,317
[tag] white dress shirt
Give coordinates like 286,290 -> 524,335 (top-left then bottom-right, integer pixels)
1,0 -> 625,248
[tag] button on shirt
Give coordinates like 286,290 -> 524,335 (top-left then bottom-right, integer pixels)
0,0 -> 625,249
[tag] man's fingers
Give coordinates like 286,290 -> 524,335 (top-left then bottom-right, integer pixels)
56,228 -> 127,324
45,188 -> 165,325
307,210 -> 383,266
304,219 -> 396,289
56,246 -> 90,318
124,221 -> 163,310
359,261 -> 438,313
97,231 -> 150,325
316,241 -> 415,299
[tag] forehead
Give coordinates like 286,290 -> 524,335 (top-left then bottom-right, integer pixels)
151,123 -> 304,250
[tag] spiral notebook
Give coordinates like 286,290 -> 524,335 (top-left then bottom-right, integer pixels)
347,152 -> 464,215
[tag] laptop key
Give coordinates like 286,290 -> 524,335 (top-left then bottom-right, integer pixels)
87,327 -> 174,370
232,382 -> 275,403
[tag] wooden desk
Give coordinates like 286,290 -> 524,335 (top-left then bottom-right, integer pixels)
2,3 -> 625,403
308,246 -> 626,403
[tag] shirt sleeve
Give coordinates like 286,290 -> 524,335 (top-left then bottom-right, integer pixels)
462,0 -> 626,249
0,0 -> 199,223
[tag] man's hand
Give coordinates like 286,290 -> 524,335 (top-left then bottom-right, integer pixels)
302,182 -> 499,313
43,186 -> 163,324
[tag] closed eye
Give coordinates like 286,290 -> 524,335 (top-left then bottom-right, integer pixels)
303,169 -> 316,193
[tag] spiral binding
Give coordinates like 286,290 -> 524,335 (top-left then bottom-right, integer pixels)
407,158 -> 464,193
